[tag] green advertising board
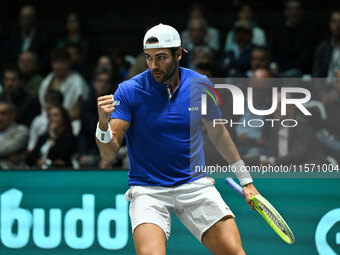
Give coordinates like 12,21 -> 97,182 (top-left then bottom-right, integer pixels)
0,171 -> 339,254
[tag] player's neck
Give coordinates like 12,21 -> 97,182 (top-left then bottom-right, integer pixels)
165,67 -> 181,91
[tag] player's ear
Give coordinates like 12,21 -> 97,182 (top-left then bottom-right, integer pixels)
176,47 -> 182,62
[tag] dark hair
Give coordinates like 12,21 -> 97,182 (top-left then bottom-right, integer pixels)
170,47 -> 180,57
195,63 -> 215,75
0,99 -> 16,113
237,2 -> 252,13
66,42 -> 82,53
145,36 -> 158,44
145,37 -> 179,57
331,10 -> 340,17
51,47 -> 70,62
3,65 -> 22,81
252,46 -> 271,59
189,4 -> 209,20
62,11 -> 84,35
193,46 -> 214,59
284,0 -> 303,9
93,67 -> 113,82
49,105 -> 73,134
45,89 -> 64,105
20,5 -> 38,20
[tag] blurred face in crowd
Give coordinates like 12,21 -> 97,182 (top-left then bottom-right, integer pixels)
94,73 -> 111,97
3,71 -> 22,96
144,47 -> 181,84
44,94 -> 61,113
239,5 -> 253,21
251,49 -> 270,70
97,56 -> 112,71
193,50 -> 213,67
251,69 -> 272,105
67,46 -> 81,65
284,0 -> 303,26
18,52 -> 37,75
44,99 -> 54,113
0,103 -> 15,132
190,9 -> 203,19
234,28 -> 252,48
66,13 -> 80,34
330,12 -> 340,38
48,106 -> 64,133
19,5 -> 36,34
52,59 -> 70,79
189,18 -> 207,46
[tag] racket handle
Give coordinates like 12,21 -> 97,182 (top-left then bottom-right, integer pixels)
225,178 -> 244,197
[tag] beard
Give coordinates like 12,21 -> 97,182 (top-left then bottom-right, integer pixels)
151,60 -> 178,84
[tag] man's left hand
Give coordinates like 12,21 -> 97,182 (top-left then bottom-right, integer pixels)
242,182 -> 260,211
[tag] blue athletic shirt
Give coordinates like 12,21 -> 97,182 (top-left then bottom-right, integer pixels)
111,67 -> 221,186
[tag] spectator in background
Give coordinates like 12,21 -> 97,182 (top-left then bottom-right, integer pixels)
66,42 -> 88,80
195,63 -> 215,77
192,46 -> 215,68
181,4 -> 220,52
184,45 -> 215,70
313,10 -> 340,78
28,90 -> 63,151
259,92 -> 326,166
2,66 -> 40,127
246,46 -> 273,77
221,20 -> 254,77
224,3 -> 266,53
78,68 -> 121,168
270,0 -> 316,77
182,17 -> 211,52
39,47 -> 88,121
96,55 -> 113,72
316,69 -> 340,161
9,5 -> 52,74
18,51 -> 43,97
0,100 -> 29,169
26,105 -> 76,169
235,69 -> 271,156
94,54 -> 122,85
192,46 -> 221,76
110,48 -> 130,82
56,11 -> 89,64
127,53 -> 148,80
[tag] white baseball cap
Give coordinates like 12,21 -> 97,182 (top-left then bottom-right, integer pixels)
143,23 -> 187,51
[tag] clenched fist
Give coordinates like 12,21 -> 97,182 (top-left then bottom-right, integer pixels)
97,95 -> 115,129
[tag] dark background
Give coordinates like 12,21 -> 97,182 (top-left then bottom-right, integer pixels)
0,0 -> 337,58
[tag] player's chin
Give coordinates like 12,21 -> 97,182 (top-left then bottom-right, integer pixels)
155,78 -> 166,84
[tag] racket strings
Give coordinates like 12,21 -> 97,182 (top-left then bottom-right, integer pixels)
258,201 -> 287,235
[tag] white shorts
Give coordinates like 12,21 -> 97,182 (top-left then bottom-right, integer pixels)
125,177 -> 234,242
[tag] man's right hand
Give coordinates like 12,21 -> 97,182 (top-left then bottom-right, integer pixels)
97,95 -> 115,129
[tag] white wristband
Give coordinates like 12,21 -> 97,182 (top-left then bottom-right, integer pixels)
96,122 -> 113,143
232,160 -> 253,186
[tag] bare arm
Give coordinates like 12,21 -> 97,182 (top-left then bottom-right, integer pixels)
202,118 -> 259,209
96,95 -> 130,161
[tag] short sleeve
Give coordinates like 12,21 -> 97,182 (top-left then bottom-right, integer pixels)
199,79 -> 222,121
110,84 -> 132,122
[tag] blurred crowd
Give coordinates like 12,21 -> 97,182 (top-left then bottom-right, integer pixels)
0,1 -> 339,170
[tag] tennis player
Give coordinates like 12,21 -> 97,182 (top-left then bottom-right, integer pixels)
96,23 -> 260,255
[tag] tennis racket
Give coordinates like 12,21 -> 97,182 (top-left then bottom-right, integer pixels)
225,178 -> 295,244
